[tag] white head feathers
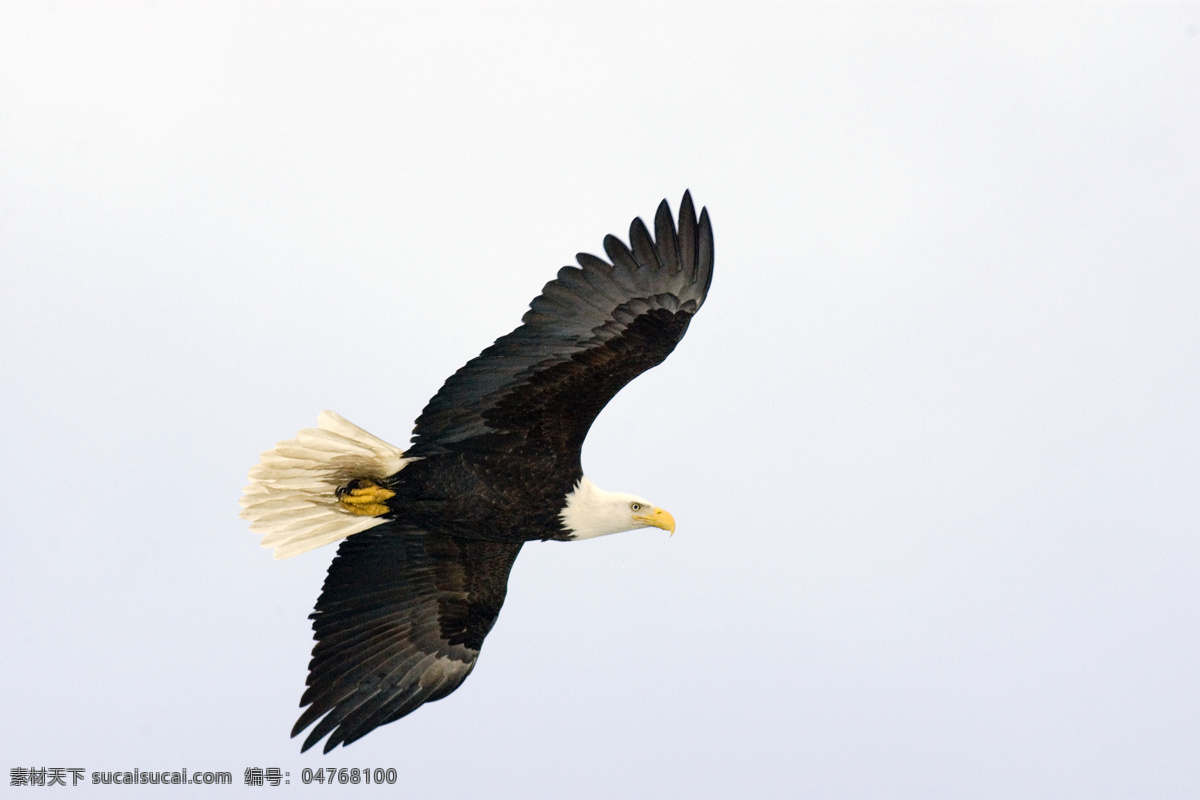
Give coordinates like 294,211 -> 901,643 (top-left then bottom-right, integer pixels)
559,477 -> 676,540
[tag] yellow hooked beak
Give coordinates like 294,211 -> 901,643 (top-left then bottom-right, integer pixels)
635,507 -> 676,536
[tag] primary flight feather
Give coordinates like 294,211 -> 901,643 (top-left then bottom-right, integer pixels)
241,192 -> 714,752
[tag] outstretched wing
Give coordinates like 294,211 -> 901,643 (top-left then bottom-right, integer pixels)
293,523 -> 522,753
409,191 -> 714,459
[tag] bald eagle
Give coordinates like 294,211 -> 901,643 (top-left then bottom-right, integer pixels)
241,193 -> 713,753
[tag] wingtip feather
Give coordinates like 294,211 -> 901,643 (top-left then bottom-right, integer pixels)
697,206 -> 715,298
654,199 -> 680,273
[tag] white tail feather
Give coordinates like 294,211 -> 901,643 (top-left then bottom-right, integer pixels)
240,410 -> 415,559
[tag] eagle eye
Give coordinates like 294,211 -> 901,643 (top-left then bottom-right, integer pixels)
630,502 -> 642,512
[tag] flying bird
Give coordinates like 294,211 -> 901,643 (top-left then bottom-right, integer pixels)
241,192 -> 713,753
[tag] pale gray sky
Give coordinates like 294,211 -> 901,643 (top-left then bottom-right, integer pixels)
2,3 -> 1198,797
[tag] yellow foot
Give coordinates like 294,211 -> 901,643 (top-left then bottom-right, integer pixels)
336,479 -> 395,517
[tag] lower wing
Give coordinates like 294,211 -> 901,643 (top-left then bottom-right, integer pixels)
292,523 -> 522,753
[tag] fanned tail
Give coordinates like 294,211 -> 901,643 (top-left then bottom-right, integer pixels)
239,411 -> 416,559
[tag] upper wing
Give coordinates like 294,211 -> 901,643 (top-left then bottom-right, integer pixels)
292,523 -> 522,753
409,192 -> 713,458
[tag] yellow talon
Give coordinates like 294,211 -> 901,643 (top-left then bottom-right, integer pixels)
336,480 -> 395,517
347,502 -> 390,516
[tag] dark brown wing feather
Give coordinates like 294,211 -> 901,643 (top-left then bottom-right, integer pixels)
408,192 -> 714,459
293,523 -> 522,753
